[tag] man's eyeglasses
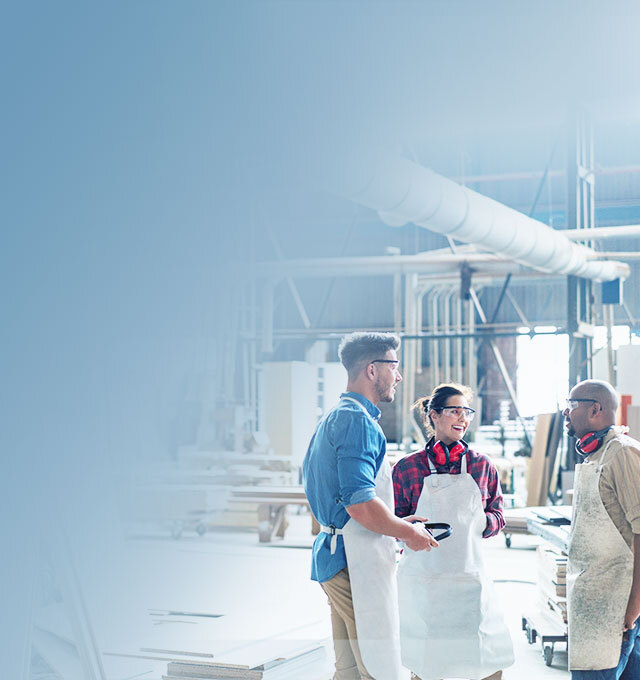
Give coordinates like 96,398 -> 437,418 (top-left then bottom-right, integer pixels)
433,406 -> 476,422
565,398 -> 598,410
371,359 -> 400,366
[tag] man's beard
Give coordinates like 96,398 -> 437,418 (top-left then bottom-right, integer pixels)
376,381 -> 395,403
566,420 -> 576,437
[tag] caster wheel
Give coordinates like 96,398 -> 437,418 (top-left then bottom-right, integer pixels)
544,644 -> 554,666
526,625 -> 537,644
196,522 -> 207,536
505,535 -> 512,548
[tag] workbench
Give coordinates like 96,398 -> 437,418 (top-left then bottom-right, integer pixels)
229,486 -> 318,543
525,505 -> 571,553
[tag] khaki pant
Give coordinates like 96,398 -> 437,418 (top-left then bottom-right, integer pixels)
320,567 -> 374,680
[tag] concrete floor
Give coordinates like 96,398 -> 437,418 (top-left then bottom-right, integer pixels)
94,512 -> 570,679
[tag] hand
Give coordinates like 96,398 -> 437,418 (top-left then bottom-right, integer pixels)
403,515 -> 428,524
624,600 -> 640,631
404,522 -> 438,552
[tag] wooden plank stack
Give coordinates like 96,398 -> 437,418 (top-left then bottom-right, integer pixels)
125,446 -> 301,537
162,646 -> 326,679
537,545 -> 568,624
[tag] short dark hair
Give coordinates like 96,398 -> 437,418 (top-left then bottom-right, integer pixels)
414,382 -> 473,434
338,332 -> 400,378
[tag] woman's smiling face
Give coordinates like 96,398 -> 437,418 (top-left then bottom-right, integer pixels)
430,394 -> 471,446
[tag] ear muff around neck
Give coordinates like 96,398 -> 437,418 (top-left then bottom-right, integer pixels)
575,427 -> 612,456
433,439 -> 467,465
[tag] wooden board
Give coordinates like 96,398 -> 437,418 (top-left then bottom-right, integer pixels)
527,413 -> 554,506
231,486 -> 306,500
164,645 -> 325,679
546,412 -> 564,500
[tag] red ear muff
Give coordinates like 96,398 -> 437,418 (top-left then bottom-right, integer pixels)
576,432 -> 601,455
449,442 -> 466,461
433,441 -> 446,465
574,427 -> 612,457
433,440 -> 467,465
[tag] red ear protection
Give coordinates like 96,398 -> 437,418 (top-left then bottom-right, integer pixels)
576,432 -> 600,454
575,427 -> 611,456
433,440 -> 467,465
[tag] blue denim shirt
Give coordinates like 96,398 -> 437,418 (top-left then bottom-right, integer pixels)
302,392 -> 386,582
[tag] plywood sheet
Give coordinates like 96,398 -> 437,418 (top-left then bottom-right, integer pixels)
526,413 -> 553,507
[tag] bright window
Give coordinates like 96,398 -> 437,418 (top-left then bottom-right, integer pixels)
516,327 -> 569,417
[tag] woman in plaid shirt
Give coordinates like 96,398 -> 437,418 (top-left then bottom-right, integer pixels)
392,385 -> 505,536
393,383 -> 513,680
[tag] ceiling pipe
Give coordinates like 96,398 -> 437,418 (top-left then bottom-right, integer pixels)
562,225 -> 640,240
587,252 -> 640,259
258,252 -> 545,278
341,155 -> 629,282
453,164 -> 640,185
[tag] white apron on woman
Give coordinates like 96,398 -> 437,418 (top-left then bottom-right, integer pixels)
567,439 -> 634,670
397,454 -> 514,679
326,397 -> 408,680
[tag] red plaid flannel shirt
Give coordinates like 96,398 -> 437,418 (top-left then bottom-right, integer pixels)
392,439 -> 505,538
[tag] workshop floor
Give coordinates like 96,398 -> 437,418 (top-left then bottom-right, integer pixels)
91,512 -> 569,679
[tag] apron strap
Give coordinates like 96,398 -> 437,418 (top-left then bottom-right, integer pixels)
340,396 -> 382,434
427,455 -> 438,486
320,524 -> 344,555
340,396 -> 372,417
597,438 -> 615,467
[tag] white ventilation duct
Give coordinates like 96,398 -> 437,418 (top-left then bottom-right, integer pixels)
342,156 -> 629,282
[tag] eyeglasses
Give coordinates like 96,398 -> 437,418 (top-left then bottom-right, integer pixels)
565,398 -> 598,410
433,406 -> 476,422
371,359 -> 399,366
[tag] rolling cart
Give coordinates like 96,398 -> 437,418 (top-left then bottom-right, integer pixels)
522,609 -> 568,666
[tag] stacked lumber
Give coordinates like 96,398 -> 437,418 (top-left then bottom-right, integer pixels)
32,601 -> 167,680
503,508 -> 530,535
177,448 -> 294,475
125,446 -> 298,537
537,545 -> 567,624
162,646 -> 326,679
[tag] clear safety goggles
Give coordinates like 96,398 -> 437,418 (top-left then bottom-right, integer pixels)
433,406 -> 476,422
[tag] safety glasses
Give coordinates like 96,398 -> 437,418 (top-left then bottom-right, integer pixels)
434,406 -> 476,422
565,398 -> 597,410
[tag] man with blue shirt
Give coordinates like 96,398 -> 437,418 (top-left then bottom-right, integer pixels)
303,332 -> 437,680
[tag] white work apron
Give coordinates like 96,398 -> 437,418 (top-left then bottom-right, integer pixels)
336,397 -> 407,680
397,454 -> 514,679
567,439 -> 634,670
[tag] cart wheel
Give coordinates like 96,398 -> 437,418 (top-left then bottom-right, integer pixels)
505,535 -> 512,548
525,624 -> 537,644
171,522 -> 184,539
196,522 -> 207,536
521,617 -> 527,631
544,644 -> 554,666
